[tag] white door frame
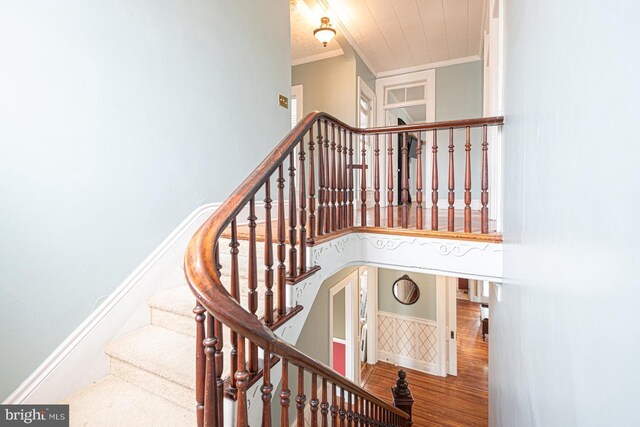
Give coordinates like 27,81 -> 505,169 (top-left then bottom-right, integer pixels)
329,270 -> 359,382
291,84 -> 304,127
446,276 -> 458,375
357,266 -> 379,370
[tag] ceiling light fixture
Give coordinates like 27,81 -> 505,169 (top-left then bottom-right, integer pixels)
314,17 -> 336,47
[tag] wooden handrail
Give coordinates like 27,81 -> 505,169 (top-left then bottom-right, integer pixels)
185,111 -> 504,426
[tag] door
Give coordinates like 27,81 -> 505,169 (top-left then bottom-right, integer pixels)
329,270 -> 359,381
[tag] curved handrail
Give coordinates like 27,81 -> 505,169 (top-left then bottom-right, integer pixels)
184,111 -> 504,421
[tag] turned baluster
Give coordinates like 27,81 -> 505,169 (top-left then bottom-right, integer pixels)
464,126 -> 472,233
401,132 -> 409,229
374,134 -> 381,227
247,197 -> 258,373
331,383 -> 338,426
353,395 -> 359,427
321,378 -> 329,427
416,131 -> 423,230
361,135 -> 367,226
277,165 -> 287,316
296,366 -> 306,427
347,392 -> 353,427
264,178 -> 274,325
431,131 -> 439,231
229,219 -> 240,390
235,334 -> 249,426
310,373 -> 319,427
288,152 -> 298,278
448,128 -> 455,232
330,123 -> 337,232
194,302 -> 206,427
323,121 -> 331,234
336,127 -> 343,230
281,359 -> 291,427
262,349 -> 273,427
342,128 -> 349,228
387,134 -> 394,228
348,132 -> 355,227
214,318 -> 224,426
308,126 -> 316,242
481,125 -> 489,234
298,140 -> 307,273
339,388 -> 346,426
204,313 -> 218,427
317,121 -> 325,237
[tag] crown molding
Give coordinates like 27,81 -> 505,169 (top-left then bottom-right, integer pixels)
376,55 -> 482,78
292,48 -> 344,66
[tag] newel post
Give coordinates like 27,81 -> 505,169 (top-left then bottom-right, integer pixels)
391,370 -> 414,426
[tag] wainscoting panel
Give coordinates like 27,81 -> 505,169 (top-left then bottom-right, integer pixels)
377,311 -> 440,375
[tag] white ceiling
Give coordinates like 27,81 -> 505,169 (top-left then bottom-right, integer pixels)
291,0 -> 485,74
291,1 -> 344,64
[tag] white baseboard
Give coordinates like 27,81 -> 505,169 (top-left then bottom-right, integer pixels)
377,351 -> 440,376
4,203 -> 220,404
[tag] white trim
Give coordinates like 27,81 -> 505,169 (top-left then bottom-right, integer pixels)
436,276 -> 448,376
357,76 -> 376,128
291,48 -> 344,66
291,84 -> 303,127
4,203 -> 220,404
332,337 -> 347,345
328,270 -> 358,381
378,310 -> 437,327
377,351 -> 439,376
376,56 -> 482,78
446,276 -> 458,376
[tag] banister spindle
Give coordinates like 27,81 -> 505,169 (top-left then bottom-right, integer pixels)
416,131 -> 423,230
229,219 -> 240,391
308,126 -> 316,242
214,318 -> 224,426
339,388 -> 346,426
481,125 -> 489,234
299,139 -> 307,273
261,349 -> 273,427
296,366 -> 306,427
331,383 -> 338,426
353,395 -> 359,427
281,359 -> 291,427
203,313 -> 218,427
235,334 -> 249,426
464,126 -> 472,233
317,121 -> 325,237
448,128 -> 455,232
374,134 -> 381,227
323,121 -> 331,234
330,124 -> 337,232
431,130 -> 439,231
194,302 -> 206,427
401,132 -> 409,229
321,378 -> 329,427
361,135 -> 367,226
288,151 -> 298,278
347,392 -> 353,427
348,132 -> 355,227
342,128 -> 348,228
310,373 -> 319,427
247,197 -> 258,373
387,134 -> 394,228
336,127 -> 343,230
277,165 -> 287,316
264,178 -> 274,326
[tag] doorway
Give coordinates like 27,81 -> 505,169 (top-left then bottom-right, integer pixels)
329,270 -> 358,381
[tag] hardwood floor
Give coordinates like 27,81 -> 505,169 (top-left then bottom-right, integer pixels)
361,299 -> 488,426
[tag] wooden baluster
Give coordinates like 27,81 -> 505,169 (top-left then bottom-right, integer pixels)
288,151 -> 298,278
296,366 -> 306,427
330,123 -> 337,232
317,121 -> 325,237
339,388 -> 346,427
277,165 -> 287,316
336,127 -> 343,230
448,128 -> 455,232
401,132 -> 409,229
353,395 -> 359,427
262,349 -> 273,427
481,125 -> 489,234
299,140 -> 307,273
431,131 -> 439,231
387,134 -> 394,228
323,120 -> 331,234
321,378 -> 329,427
416,131 -> 423,230
204,313 -> 218,427
310,373 -> 319,427
281,359 -> 291,427
214,318 -> 224,426
347,392 -> 353,427
235,334 -> 249,426
348,132 -> 355,227
342,128 -> 348,228
247,197 -> 258,373
229,219 -> 240,391
361,135 -> 367,226
194,302 -> 206,427
365,400 -> 370,427
264,178 -> 274,325
331,383 -> 338,426
308,126 -> 316,242
374,134 -> 381,227
464,126 -> 472,233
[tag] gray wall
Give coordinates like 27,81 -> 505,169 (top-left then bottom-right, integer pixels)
0,0 -> 290,400
378,269 -> 437,321
493,0 -> 640,425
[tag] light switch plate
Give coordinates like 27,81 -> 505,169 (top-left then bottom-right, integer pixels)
279,94 -> 289,109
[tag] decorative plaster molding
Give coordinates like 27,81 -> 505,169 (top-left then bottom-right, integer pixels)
420,240 -> 489,257
358,235 -> 416,250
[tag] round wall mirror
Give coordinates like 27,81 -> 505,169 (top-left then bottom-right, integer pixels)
392,275 -> 420,305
